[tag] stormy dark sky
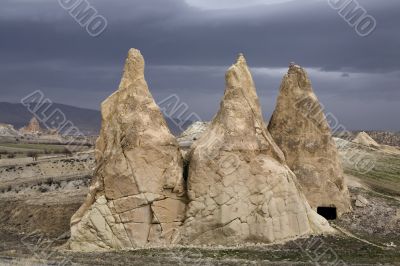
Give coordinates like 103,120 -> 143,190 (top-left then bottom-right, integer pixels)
0,0 -> 399,130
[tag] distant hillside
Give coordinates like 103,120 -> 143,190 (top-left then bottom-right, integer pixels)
0,102 -> 101,135
364,131 -> 400,147
334,130 -> 400,147
0,102 -> 190,136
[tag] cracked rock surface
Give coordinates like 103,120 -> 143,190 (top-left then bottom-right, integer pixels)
68,51 -> 335,251
268,64 -> 352,217
181,55 -> 333,245
69,49 -> 186,251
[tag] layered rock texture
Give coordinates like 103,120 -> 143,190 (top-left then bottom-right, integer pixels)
69,49 -> 186,251
181,55 -> 333,245
268,64 -> 351,217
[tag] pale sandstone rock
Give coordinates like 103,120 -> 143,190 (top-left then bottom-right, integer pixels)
20,117 -> 42,134
268,64 -> 352,217
0,123 -> 19,137
69,52 -> 338,251
353,132 -> 380,148
181,55 -> 333,245
151,198 -> 186,223
69,49 -> 186,251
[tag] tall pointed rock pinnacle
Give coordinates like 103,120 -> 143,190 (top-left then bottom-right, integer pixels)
69,49 -> 186,251
181,55 -> 333,245
268,64 -> 352,217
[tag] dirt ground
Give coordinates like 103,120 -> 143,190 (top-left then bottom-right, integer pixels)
0,146 -> 399,265
0,184 -> 399,265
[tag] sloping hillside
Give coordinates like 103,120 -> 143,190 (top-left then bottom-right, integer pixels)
334,131 -> 400,147
0,102 -> 190,136
335,137 -> 400,196
0,102 -> 101,135
365,131 -> 400,147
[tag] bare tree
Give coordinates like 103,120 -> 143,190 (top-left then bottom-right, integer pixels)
27,151 -> 39,161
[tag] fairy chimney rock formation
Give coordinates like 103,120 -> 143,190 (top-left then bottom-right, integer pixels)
268,64 -> 351,217
181,55 -> 333,245
69,49 -> 186,251
20,117 -> 42,134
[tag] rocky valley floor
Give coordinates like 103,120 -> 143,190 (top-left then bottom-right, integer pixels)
0,185 -> 399,266
0,140 -> 399,265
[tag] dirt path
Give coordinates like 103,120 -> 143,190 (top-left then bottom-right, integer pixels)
331,224 -> 388,249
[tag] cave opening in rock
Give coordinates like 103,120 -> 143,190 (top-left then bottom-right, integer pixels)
183,160 -> 189,182
317,206 -> 337,220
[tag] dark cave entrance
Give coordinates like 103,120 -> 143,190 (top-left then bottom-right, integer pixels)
317,206 -> 337,220
183,160 -> 189,182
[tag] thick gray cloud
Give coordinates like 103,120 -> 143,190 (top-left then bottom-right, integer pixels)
0,0 -> 399,130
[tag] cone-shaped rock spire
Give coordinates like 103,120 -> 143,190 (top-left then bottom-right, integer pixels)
20,117 -> 42,134
181,55 -> 333,245
268,64 -> 352,217
69,49 -> 186,251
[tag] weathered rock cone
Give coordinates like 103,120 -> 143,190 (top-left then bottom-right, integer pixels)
353,132 -> 380,148
69,49 -> 186,251
181,55 -> 333,245
268,64 -> 351,217
20,117 -> 42,134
